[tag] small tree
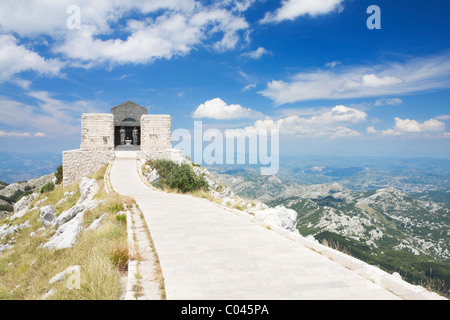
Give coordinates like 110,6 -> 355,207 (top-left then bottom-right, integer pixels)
55,164 -> 63,185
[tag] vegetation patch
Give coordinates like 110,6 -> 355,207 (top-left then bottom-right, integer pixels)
0,166 -> 129,300
147,159 -> 209,194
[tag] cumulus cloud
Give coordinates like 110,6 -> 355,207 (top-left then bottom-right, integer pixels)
230,105 -> 366,139
260,0 -> 344,24
55,3 -> 249,65
0,34 -> 64,82
393,117 -> 445,133
0,1 -> 252,71
192,98 -> 263,120
259,53 -> 450,105
368,116 -> 448,137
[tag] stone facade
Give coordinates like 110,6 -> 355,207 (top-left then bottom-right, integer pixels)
80,113 -> 114,151
140,115 -> 172,158
63,101 -> 178,187
63,149 -> 115,186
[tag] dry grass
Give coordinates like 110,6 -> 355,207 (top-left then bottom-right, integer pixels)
321,239 -> 352,256
0,168 -> 130,300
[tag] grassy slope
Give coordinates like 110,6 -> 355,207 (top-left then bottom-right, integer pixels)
0,166 -> 130,300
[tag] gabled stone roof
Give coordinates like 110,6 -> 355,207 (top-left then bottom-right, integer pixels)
111,101 -> 148,126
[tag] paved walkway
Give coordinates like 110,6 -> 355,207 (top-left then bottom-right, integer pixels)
110,151 -> 401,300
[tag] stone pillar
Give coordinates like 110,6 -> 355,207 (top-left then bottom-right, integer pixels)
80,113 -> 115,151
140,115 -> 172,157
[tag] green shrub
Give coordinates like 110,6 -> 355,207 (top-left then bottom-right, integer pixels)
0,204 -> 13,212
55,165 -> 63,185
9,189 -> 24,203
40,182 -> 55,194
147,159 -> 209,193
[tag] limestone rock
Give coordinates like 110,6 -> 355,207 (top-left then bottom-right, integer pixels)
40,205 -> 56,227
54,203 -> 85,227
9,193 -> 38,220
254,205 -> 298,232
49,265 -> 81,284
43,212 -> 84,250
146,169 -> 160,185
87,213 -> 107,231
77,177 -> 99,205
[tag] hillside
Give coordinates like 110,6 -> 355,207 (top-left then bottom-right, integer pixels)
210,167 -> 450,296
0,167 -> 130,299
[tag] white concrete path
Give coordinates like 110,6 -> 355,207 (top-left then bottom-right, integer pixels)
110,151 -> 401,300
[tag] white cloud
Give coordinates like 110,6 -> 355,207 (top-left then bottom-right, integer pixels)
381,129 -> 403,136
259,53 -> 450,105
370,116 -> 447,137
366,126 -> 377,134
330,127 -> 362,139
0,0 -> 199,36
0,130 -> 46,138
0,89 -> 105,138
362,74 -> 403,87
192,98 -> 263,120
0,131 -> 31,138
374,98 -> 403,106
234,105 -> 366,139
55,5 -> 249,65
241,47 -> 271,60
0,1 -> 251,69
242,83 -> 257,91
0,34 -> 64,82
394,117 -> 445,133
325,61 -> 341,69
260,0 -> 344,24
435,115 -> 450,121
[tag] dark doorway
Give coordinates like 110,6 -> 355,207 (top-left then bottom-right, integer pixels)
114,126 -> 141,147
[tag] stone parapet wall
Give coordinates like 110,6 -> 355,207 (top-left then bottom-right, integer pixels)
63,149 -> 115,186
140,115 -> 172,154
81,113 -> 115,151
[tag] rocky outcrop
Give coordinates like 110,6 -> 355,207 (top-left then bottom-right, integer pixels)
40,205 -> 56,227
43,213 -> 85,250
253,205 -> 298,232
189,162 -> 299,232
43,177 -> 100,250
9,193 -> 38,220
0,220 -> 32,253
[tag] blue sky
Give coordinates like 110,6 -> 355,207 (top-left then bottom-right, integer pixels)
0,0 -> 449,158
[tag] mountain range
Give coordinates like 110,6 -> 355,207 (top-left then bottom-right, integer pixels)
209,161 -> 450,293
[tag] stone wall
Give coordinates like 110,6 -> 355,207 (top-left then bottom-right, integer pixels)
63,149 -> 115,186
140,115 -> 172,157
80,113 -> 115,151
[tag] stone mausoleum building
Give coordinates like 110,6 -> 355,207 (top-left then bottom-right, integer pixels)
63,101 -> 183,186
